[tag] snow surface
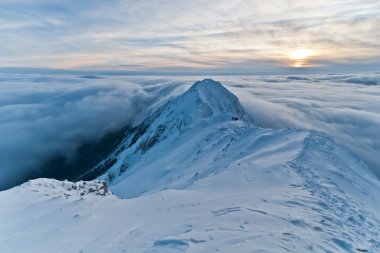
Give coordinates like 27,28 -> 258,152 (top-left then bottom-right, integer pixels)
0,79 -> 379,253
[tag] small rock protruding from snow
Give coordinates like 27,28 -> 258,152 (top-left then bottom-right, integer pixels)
25,178 -> 111,198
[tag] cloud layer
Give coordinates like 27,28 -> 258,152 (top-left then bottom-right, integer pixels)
222,74 -> 380,178
0,73 -> 188,189
0,73 -> 379,190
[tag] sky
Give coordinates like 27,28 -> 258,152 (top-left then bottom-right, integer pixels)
1,0 -> 380,74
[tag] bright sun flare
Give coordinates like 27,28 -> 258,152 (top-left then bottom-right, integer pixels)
288,49 -> 312,60
287,49 -> 313,68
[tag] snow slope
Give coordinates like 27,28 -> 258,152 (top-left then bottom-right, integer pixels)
0,79 -> 379,253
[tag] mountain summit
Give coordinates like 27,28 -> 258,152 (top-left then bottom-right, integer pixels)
1,79 -> 379,253
77,79 -> 254,184
132,78 -> 254,139
183,79 -> 251,120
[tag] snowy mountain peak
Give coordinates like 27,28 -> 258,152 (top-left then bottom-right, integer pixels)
188,78 -> 227,94
78,79 -> 255,184
182,78 -> 251,120
132,78 -> 254,145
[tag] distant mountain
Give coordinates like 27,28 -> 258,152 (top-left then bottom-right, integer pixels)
1,79 -> 379,253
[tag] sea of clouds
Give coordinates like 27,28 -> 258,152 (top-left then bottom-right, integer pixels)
223,74 -> 380,179
0,72 -> 379,189
0,73 -> 189,190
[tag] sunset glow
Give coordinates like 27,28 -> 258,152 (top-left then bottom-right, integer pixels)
287,49 -> 313,68
288,49 -> 312,60
0,1 -> 379,73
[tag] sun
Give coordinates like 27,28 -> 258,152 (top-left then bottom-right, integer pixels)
287,49 -> 313,68
288,49 -> 312,60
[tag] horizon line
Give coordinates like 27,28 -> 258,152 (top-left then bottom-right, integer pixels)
1,66 -> 377,77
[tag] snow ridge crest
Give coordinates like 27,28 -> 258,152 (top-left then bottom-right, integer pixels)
182,78 -> 250,120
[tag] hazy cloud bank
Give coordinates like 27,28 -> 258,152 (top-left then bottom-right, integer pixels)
0,73 -> 379,189
0,74 -> 186,189
221,73 -> 380,178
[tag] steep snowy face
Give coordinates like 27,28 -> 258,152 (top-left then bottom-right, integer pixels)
131,78 -> 254,151
179,79 -> 251,120
77,79 -> 254,182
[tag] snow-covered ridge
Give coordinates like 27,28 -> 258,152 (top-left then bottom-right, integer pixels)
133,78 -> 254,141
78,79 -> 254,181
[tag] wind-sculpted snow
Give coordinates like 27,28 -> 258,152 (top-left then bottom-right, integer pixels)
0,79 -> 379,252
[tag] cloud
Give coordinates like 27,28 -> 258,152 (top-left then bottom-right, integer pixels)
343,76 -> 379,86
0,73 -> 379,190
0,73 -> 186,190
